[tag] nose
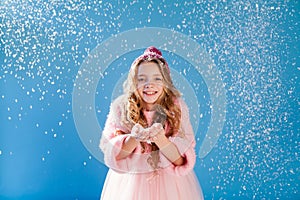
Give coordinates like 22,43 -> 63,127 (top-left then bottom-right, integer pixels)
144,82 -> 153,88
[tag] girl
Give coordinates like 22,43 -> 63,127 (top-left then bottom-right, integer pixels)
99,46 -> 203,200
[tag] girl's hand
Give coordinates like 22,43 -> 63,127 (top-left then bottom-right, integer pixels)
148,123 -> 165,142
148,123 -> 185,165
131,123 -> 165,143
131,124 -> 150,142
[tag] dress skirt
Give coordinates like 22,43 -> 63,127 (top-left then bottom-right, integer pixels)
100,169 -> 203,200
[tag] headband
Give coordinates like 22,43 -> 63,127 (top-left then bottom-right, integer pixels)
132,46 -> 170,73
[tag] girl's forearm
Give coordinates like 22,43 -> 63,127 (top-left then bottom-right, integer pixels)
153,133 -> 185,166
116,135 -> 139,160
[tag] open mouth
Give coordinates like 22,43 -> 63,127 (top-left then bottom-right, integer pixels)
143,91 -> 158,95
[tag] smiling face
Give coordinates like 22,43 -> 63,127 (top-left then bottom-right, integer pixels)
136,61 -> 164,110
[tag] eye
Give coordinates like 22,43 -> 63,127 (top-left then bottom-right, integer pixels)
138,77 -> 146,82
154,77 -> 162,81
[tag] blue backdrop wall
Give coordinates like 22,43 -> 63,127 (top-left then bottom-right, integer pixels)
0,0 -> 299,199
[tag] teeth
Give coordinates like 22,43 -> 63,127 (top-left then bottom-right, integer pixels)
145,91 -> 155,95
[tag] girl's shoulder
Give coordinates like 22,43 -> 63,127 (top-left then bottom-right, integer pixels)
107,95 -> 128,118
110,95 -> 133,132
174,97 -> 191,117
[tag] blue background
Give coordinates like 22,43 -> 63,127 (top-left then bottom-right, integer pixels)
0,0 -> 299,199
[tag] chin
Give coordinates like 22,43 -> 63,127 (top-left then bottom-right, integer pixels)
143,97 -> 159,104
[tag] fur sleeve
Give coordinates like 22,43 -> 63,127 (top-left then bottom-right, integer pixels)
99,95 -> 132,172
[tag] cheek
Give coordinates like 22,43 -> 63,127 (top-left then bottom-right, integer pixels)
137,86 -> 143,95
157,86 -> 164,94
137,82 -> 144,90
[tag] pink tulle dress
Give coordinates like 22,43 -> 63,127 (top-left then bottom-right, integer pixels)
99,95 -> 203,200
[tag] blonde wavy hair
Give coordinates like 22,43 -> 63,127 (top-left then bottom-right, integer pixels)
122,57 -> 182,137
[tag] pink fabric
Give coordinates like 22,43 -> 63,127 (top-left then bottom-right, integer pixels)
99,95 -> 203,199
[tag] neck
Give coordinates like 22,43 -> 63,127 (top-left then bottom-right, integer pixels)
144,104 -> 154,111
